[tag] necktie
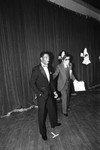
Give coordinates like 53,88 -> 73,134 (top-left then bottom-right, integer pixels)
42,64 -> 48,67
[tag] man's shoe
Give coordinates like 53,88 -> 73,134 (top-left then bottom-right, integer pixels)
42,135 -> 47,141
56,123 -> 61,126
64,113 -> 68,117
67,107 -> 71,111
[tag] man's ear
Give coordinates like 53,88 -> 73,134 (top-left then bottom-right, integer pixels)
40,57 -> 42,61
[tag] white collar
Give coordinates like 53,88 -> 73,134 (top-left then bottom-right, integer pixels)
41,62 -> 48,68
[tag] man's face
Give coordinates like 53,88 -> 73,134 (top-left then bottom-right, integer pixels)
63,57 -> 70,65
41,54 -> 50,65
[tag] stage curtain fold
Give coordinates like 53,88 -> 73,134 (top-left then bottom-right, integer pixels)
0,0 -> 100,115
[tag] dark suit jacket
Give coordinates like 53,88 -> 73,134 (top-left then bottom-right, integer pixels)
30,64 -> 55,98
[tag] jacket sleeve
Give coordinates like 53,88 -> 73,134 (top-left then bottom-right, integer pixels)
29,67 -> 41,96
53,65 -> 60,79
50,78 -> 56,93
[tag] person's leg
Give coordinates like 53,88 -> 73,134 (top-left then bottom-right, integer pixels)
67,86 -> 71,110
37,96 -> 47,137
61,88 -> 68,115
47,96 -> 60,138
47,96 -> 57,128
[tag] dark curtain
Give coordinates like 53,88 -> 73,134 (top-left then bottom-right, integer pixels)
0,0 -> 100,115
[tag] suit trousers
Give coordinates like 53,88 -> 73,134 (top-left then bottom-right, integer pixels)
61,86 -> 70,114
37,94 -> 57,136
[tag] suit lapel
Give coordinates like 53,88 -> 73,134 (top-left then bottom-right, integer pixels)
60,63 -> 66,73
60,63 -> 67,79
39,64 -> 49,81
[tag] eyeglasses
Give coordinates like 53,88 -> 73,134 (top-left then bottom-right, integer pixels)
64,58 -> 70,61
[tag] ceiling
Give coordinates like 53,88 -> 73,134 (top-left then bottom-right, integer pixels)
82,0 -> 100,10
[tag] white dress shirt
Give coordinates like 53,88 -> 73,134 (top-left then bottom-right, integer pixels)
41,63 -> 50,82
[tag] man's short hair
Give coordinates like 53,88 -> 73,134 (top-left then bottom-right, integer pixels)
62,54 -> 70,60
40,51 -> 49,58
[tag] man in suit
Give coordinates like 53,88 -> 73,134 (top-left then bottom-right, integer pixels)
53,51 -> 76,116
30,51 -> 61,141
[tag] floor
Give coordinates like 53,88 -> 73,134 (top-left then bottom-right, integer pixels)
0,89 -> 100,150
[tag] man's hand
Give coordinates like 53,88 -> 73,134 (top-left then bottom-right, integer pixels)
74,79 -> 78,83
53,91 -> 58,99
